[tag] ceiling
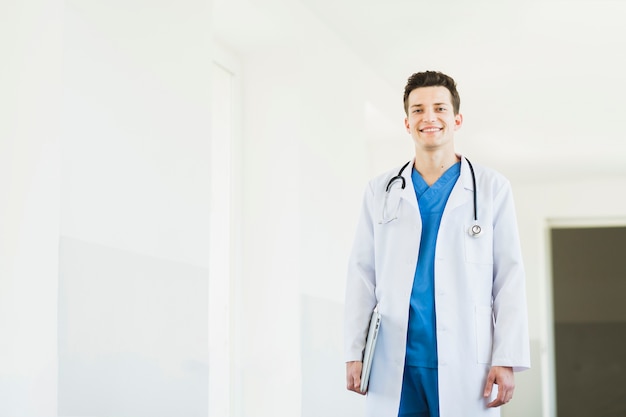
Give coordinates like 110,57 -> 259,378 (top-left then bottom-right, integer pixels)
214,0 -> 626,183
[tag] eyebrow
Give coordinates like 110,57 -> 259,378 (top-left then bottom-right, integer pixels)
410,103 -> 449,108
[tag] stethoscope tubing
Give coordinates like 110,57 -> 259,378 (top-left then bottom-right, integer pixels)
464,157 -> 478,222
382,157 -> 482,236
385,160 -> 412,192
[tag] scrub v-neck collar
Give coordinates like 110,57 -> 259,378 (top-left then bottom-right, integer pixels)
411,162 -> 461,202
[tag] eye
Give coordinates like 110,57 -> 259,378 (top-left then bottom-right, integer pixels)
437,107 -> 447,112
412,109 -> 422,113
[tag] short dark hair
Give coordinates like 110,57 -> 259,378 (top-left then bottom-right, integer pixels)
403,71 -> 460,115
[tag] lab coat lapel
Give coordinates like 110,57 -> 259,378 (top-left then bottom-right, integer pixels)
442,157 -> 473,215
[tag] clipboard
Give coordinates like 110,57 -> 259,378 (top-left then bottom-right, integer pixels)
360,309 -> 381,393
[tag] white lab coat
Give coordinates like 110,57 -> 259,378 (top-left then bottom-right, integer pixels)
344,157 -> 530,417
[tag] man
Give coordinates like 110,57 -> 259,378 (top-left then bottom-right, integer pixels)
344,71 -> 530,417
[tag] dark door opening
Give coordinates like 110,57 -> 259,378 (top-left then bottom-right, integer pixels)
551,226 -> 626,417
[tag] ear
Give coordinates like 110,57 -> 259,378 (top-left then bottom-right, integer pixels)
454,113 -> 463,130
404,116 -> 410,133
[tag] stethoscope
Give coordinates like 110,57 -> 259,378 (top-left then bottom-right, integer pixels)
379,157 -> 483,238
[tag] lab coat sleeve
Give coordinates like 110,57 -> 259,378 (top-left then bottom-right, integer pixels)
344,182 -> 378,363
490,180 -> 531,372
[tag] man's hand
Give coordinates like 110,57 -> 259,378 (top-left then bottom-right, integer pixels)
484,366 -> 515,407
346,361 -> 365,395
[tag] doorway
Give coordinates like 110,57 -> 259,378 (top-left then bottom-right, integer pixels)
550,226 -> 626,417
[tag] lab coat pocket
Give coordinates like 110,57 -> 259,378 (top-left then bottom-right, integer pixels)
474,305 -> 494,364
464,224 -> 493,264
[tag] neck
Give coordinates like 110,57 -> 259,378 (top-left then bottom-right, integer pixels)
413,150 -> 460,186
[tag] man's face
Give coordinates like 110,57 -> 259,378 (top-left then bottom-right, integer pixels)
404,86 -> 463,152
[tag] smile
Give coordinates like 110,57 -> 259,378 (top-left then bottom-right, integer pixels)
420,127 -> 442,133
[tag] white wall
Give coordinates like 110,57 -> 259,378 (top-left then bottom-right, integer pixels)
61,0 -> 212,265
1,0 -> 213,416
58,1 -> 213,415
0,1 -> 62,415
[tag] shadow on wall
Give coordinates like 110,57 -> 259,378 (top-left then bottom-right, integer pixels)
58,237 -> 208,417
59,352 -> 208,416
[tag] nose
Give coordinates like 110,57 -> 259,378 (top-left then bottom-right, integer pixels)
422,108 -> 436,121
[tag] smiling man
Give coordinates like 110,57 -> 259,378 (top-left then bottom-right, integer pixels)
344,71 -> 530,417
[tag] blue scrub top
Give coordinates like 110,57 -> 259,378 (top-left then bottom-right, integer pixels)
405,162 -> 460,368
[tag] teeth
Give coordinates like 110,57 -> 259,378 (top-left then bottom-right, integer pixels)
421,128 -> 440,132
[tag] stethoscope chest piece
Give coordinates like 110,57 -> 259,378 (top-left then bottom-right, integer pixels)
469,223 -> 482,237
